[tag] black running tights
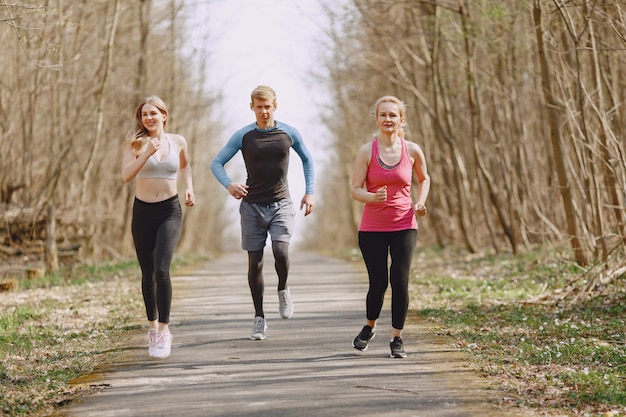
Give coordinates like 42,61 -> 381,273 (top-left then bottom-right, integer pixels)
247,241 -> 289,318
358,229 -> 417,330
132,196 -> 182,324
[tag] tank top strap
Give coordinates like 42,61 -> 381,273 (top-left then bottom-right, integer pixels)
371,138 -> 380,160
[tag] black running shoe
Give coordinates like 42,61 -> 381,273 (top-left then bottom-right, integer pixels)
352,325 -> 376,351
390,336 -> 407,358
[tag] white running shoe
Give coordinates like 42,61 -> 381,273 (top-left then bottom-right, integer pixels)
147,328 -> 158,357
250,316 -> 267,340
278,288 -> 294,319
153,331 -> 172,359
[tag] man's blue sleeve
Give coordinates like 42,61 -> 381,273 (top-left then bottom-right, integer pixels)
210,131 -> 244,189
283,123 -> 314,195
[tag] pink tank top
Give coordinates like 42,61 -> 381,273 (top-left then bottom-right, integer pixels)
359,138 -> 417,232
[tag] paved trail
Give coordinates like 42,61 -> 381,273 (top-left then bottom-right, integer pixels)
59,251 -> 518,417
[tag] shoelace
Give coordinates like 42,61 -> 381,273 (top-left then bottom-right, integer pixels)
391,339 -> 403,349
359,329 -> 373,340
156,332 -> 170,347
253,319 -> 265,331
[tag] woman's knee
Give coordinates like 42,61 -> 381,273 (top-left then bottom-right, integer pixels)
154,267 -> 171,283
371,280 -> 389,294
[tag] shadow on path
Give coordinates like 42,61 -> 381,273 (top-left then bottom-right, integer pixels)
58,251 -> 519,417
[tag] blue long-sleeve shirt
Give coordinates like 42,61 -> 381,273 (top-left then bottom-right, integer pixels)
211,121 -> 314,204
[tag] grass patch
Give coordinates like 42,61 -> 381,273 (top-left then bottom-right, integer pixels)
410,246 -> 626,417
0,253 -> 208,417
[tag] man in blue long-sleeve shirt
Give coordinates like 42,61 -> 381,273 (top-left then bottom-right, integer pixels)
211,85 -> 314,340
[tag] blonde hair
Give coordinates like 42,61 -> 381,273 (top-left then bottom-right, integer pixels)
372,95 -> 407,138
125,95 -> 169,156
250,85 -> 276,103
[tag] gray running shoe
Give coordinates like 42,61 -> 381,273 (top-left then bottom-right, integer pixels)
352,325 -> 376,351
390,336 -> 407,358
250,316 -> 267,340
278,288 -> 294,319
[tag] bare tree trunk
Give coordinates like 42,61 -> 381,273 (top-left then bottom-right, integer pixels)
45,203 -> 59,272
429,5 -> 478,253
76,0 -> 121,260
589,1 -> 626,249
459,0 -> 518,254
533,0 -> 588,265
553,0 -> 606,260
79,0 -> 122,216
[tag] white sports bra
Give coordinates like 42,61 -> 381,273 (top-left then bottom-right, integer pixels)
136,135 -> 179,180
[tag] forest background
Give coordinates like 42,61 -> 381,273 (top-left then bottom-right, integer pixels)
1,1 -> 626,416
2,0 -> 625,287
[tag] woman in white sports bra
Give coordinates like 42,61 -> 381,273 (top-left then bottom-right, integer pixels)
122,95 -> 195,359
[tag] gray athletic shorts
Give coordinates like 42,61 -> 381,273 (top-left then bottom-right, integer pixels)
240,199 -> 295,251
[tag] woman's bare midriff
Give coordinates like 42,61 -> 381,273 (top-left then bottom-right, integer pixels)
135,178 -> 178,202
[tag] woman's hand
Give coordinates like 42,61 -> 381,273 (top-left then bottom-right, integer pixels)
147,137 -> 160,156
373,186 -> 387,202
185,190 -> 195,206
415,203 -> 427,217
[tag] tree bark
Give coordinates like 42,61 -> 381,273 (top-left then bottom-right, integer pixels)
45,203 -> 59,272
533,0 -> 588,265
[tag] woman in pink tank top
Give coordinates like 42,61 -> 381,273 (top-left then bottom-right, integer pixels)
349,95 -> 430,358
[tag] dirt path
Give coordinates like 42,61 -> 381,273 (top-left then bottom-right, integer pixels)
58,251 -> 525,417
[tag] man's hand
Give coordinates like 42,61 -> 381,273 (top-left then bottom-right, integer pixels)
227,183 -> 249,199
300,194 -> 314,216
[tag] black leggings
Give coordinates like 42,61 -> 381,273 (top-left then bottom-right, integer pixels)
358,229 -> 417,330
247,241 -> 289,318
132,195 -> 182,324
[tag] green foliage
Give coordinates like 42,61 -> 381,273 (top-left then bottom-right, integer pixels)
0,252 -> 206,416
0,259 -> 147,416
0,305 -> 43,334
412,247 -> 626,414
19,260 -> 140,290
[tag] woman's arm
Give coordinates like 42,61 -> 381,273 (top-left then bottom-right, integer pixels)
176,135 -> 195,206
121,141 -> 154,183
350,142 -> 387,204
408,142 -> 430,216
